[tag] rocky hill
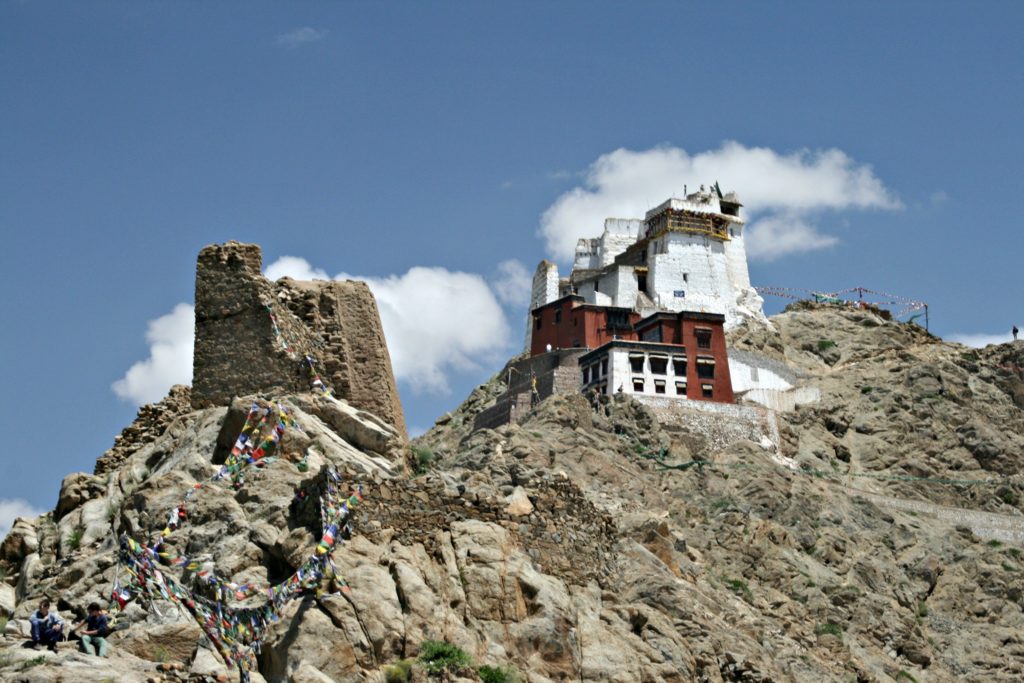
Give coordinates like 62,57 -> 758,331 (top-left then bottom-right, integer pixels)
2,289 -> 1024,682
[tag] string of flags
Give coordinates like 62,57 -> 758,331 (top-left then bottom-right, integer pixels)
264,303 -> 334,399
756,286 -> 928,319
111,318 -> 358,682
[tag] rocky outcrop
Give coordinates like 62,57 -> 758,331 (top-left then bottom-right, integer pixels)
2,305 -> 1024,683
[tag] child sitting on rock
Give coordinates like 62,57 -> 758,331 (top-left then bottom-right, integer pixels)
29,599 -> 63,651
72,602 -> 110,657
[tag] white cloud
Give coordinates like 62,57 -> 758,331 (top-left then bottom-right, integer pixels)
269,259 -> 514,389
112,303 -> 194,406
265,255 -> 328,281
275,27 -> 328,48
946,332 -> 1014,348
743,213 -> 839,262
539,142 -> 900,262
334,264 -> 512,393
491,259 -> 532,308
0,498 -> 44,539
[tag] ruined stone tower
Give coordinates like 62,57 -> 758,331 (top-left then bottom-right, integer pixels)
191,241 -> 407,436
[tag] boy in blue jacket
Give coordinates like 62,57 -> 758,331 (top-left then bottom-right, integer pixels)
29,599 -> 63,651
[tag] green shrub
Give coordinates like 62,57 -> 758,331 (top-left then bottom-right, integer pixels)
997,487 -> 1020,506
21,656 -> 47,669
817,339 -> 836,351
815,621 -> 843,637
67,524 -> 85,551
917,600 -> 928,617
419,640 -> 472,675
412,446 -> 434,475
478,664 -> 519,683
860,386 -> 874,394
724,577 -> 753,603
383,659 -> 414,683
987,539 -> 1003,548
895,671 -> 918,682
1006,548 -> 1021,559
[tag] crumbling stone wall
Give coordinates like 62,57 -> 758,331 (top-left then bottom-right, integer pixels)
473,350 -> 585,431
636,396 -> 780,452
95,385 -> 193,475
349,470 -> 617,585
276,279 -> 406,435
191,242 -> 406,436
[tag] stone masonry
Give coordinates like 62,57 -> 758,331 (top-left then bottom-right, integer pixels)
191,241 -> 407,436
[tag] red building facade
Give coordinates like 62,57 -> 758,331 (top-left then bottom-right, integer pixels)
529,296 -> 734,403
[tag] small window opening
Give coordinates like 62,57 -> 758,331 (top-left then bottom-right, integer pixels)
696,329 -> 712,349
675,381 -> 687,395
697,362 -> 715,379
632,378 -> 645,392
654,379 -> 666,394
534,315 -> 541,330
682,273 -> 688,283
649,357 -> 668,375
554,309 -> 562,323
637,273 -> 648,293
672,358 -> 687,376
629,355 -> 645,373
601,358 -> 608,376
701,384 -> 714,398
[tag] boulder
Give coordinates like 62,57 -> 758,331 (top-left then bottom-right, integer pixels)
55,472 -> 105,520
110,621 -> 202,664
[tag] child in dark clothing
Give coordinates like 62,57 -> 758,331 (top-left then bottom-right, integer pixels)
73,602 -> 110,657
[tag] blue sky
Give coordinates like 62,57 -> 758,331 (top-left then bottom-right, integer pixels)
2,1 -> 1022,533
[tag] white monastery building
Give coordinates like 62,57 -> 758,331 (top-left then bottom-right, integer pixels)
522,184 -> 818,414
527,185 -> 767,352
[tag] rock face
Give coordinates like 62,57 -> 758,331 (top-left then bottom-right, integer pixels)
191,241 -> 406,436
3,298 -> 1024,683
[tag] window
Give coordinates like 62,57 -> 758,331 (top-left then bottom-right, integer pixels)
534,315 -> 541,331
697,359 -> 715,379
637,273 -> 648,292
654,379 -> 666,394
682,273 -> 689,283
701,384 -> 714,398
598,383 -> 607,396
696,329 -> 712,349
649,356 -> 668,375
632,378 -> 645,392
672,357 -> 687,377
582,366 -> 590,384
629,355 -> 645,373
607,310 -> 632,331
641,326 -> 662,343
675,381 -> 687,395
601,358 -> 608,376
554,309 -> 562,323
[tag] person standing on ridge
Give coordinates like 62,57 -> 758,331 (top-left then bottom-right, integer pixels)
1014,325 -> 1019,341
